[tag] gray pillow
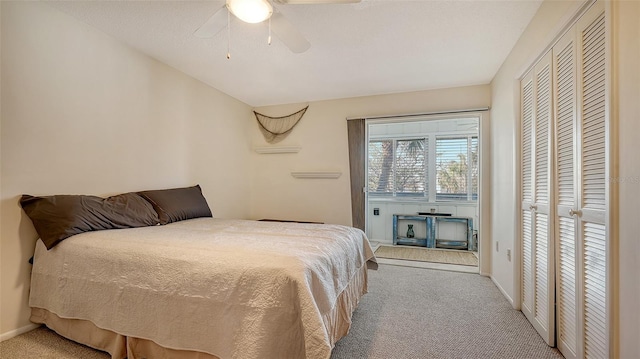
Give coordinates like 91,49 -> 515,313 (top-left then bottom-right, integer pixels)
138,185 -> 212,225
20,192 -> 160,250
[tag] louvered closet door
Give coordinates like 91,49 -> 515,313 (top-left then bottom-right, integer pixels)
553,26 -> 580,359
520,51 -> 555,346
576,2 -> 609,358
521,71 -> 535,325
553,2 -> 609,358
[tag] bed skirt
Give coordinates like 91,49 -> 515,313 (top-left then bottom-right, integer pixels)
30,264 -> 369,359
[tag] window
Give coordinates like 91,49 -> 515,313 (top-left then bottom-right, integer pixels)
367,118 -> 478,202
368,140 -> 393,194
436,136 -> 478,201
368,138 -> 427,197
395,139 -> 427,196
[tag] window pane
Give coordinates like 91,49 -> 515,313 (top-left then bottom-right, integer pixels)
368,140 -> 393,195
436,137 -> 469,201
394,139 -> 426,196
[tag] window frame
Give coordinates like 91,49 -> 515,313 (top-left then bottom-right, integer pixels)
366,117 -> 479,204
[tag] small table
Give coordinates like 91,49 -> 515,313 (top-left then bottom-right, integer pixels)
433,216 -> 474,250
392,214 -> 435,247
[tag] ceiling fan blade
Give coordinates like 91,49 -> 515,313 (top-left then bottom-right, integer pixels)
273,0 -> 360,4
270,12 -> 311,53
194,6 -> 227,38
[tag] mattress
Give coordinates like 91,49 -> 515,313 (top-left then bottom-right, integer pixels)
29,218 -> 376,359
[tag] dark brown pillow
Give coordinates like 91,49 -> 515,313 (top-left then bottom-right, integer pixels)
20,192 -> 160,250
137,185 -> 212,225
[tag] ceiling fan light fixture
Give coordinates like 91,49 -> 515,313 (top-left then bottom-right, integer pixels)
226,0 -> 273,24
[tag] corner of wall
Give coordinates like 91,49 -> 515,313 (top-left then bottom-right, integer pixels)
491,275 -> 515,308
0,324 -> 40,342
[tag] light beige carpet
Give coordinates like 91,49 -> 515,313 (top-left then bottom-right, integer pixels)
0,326 -> 108,359
1,265 -> 563,359
375,245 -> 478,266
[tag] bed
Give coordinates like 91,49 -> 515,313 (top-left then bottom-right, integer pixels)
22,186 -> 377,359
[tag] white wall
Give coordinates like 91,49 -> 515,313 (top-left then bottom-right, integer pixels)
0,1 -> 252,337
490,0 -> 639,356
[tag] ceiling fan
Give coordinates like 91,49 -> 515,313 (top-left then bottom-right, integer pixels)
194,0 -> 361,55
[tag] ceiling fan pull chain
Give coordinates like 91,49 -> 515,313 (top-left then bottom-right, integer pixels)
227,9 -> 231,59
268,17 -> 272,45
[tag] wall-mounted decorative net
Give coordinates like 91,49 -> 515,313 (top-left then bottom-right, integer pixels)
254,105 -> 308,143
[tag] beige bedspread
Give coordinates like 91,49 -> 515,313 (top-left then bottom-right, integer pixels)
29,218 -> 376,359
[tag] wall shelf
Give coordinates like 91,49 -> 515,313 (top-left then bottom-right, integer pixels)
254,146 -> 301,154
290,171 -> 342,179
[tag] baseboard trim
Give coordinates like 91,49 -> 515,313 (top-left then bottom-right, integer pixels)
490,275 -> 515,308
0,323 -> 40,342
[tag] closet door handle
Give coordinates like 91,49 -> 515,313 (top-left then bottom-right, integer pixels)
569,209 -> 582,217
529,204 -> 537,212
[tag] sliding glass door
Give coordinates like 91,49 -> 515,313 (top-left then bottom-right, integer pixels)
365,115 -> 482,258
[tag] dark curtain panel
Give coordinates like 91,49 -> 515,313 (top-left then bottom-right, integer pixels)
347,119 -> 366,231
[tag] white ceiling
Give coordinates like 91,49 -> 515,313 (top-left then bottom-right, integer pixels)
46,0 -> 542,107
